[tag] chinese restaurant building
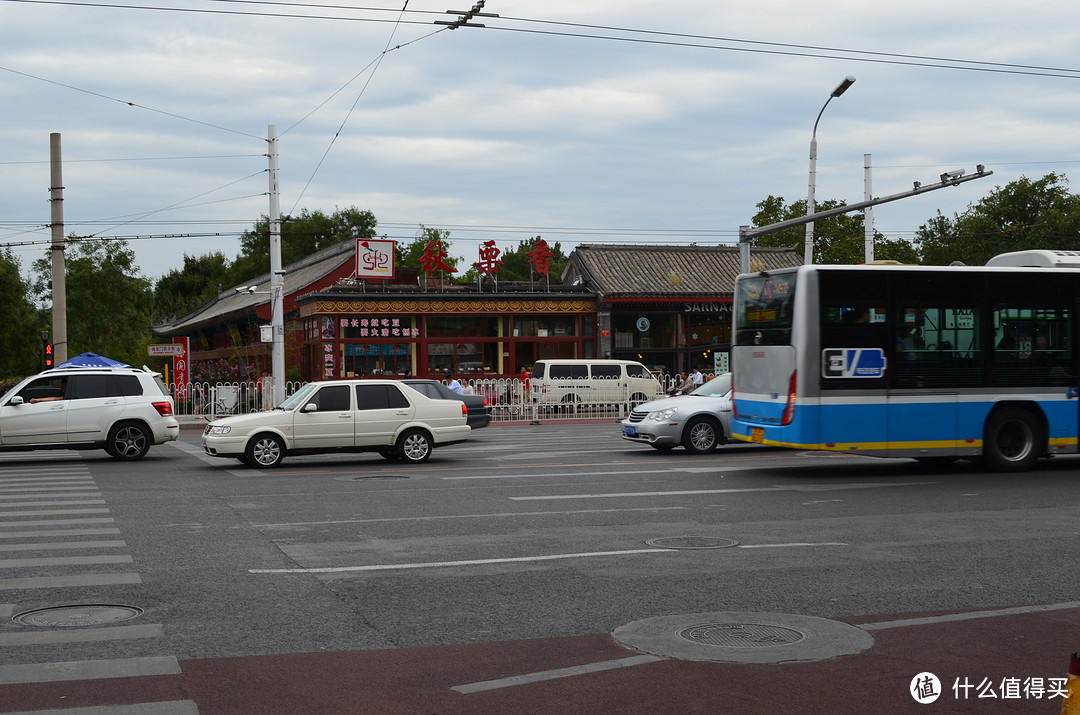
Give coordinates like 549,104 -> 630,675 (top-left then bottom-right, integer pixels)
297,287 -> 596,380
152,240 -> 800,382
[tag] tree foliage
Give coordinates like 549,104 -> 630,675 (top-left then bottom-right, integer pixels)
153,251 -> 233,321
915,173 -> 1080,265
493,236 -> 569,282
750,195 -> 918,264
230,207 -> 377,284
0,248 -> 44,378
32,238 -> 153,366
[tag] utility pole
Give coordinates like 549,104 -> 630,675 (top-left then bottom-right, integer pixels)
864,154 -> 875,263
48,133 -> 68,364
268,125 -> 285,406
739,165 -> 993,275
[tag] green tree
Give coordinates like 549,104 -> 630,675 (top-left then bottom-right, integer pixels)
494,236 -> 568,282
915,173 -> 1080,265
751,195 -> 918,264
398,225 -> 461,279
230,207 -> 377,284
153,251 -> 233,321
0,248 -> 44,378
32,238 -> 153,366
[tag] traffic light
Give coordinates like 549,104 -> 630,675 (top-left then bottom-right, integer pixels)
44,343 -> 54,368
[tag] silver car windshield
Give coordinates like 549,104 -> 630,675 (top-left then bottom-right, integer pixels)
690,373 -> 732,397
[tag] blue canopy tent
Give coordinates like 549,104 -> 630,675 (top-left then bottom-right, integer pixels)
55,352 -> 131,369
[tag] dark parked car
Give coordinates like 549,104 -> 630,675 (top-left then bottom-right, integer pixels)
402,379 -> 491,429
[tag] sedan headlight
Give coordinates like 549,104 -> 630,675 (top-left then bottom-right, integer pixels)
205,425 -> 232,435
647,407 -> 678,421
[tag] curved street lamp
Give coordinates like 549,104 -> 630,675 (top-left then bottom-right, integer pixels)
804,76 -> 855,265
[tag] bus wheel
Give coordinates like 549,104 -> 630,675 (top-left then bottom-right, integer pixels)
981,407 -> 1044,472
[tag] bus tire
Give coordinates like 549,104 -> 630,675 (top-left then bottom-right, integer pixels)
981,407 -> 1044,472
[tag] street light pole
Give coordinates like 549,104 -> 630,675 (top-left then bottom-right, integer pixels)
804,76 -> 855,265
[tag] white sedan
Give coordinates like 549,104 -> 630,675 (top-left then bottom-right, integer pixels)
620,373 -> 732,454
202,379 -> 470,468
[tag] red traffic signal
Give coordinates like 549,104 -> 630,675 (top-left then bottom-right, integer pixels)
44,343 -> 54,368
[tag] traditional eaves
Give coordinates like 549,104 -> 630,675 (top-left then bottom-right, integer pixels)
567,244 -> 801,298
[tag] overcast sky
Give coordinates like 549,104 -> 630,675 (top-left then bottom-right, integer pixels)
4,0 -> 1080,283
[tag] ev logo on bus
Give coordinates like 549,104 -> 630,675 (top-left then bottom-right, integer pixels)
822,348 -> 887,379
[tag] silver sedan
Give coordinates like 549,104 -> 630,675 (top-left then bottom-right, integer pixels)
620,373 -> 732,454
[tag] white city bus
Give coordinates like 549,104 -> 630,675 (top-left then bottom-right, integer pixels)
730,250 -> 1080,471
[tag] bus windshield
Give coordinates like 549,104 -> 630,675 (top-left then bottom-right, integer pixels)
735,271 -> 798,344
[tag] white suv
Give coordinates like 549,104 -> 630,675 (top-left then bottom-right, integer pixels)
0,367 -> 180,460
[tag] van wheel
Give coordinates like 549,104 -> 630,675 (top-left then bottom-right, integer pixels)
246,433 -> 285,468
397,429 -> 433,463
106,422 -> 151,461
980,407 -> 1044,472
683,416 -> 721,454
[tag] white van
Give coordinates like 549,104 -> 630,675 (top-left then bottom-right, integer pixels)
530,359 -> 662,406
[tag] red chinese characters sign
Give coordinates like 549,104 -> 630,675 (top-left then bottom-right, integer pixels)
472,240 -> 503,277
526,239 -> 555,277
419,239 -> 457,276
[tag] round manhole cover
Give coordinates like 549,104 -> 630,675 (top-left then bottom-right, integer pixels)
646,536 -> 739,550
14,604 -> 143,628
679,623 -> 807,649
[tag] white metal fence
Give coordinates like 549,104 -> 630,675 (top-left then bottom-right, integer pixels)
171,375 -> 686,423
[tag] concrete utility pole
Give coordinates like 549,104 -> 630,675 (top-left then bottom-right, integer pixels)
49,133 -> 68,364
268,125 -> 286,406
864,154 -> 875,263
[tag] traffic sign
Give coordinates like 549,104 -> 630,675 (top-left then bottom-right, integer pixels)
147,344 -> 185,356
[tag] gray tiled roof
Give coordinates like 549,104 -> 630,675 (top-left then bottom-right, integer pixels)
153,239 -> 356,335
567,244 -> 801,298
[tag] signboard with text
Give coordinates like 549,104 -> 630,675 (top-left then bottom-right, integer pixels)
172,336 -> 190,398
355,238 -> 396,279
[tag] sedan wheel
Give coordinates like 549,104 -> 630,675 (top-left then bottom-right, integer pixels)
397,429 -> 432,463
683,416 -> 720,454
246,433 -> 286,468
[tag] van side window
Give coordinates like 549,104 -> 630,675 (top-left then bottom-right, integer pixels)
590,365 -> 621,380
625,364 -> 651,379
550,365 -> 588,379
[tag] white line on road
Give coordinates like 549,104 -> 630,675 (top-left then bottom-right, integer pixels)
251,506 -> 686,529
0,623 -> 163,647
0,655 -> 181,685
0,554 -> 133,569
861,600 -> 1080,631
250,548 -> 674,574
510,482 -> 934,501
0,573 -> 142,590
0,540 -> 126,552
452,654 -> 665,694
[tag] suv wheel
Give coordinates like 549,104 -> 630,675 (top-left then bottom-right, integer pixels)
106,422 -> 152,461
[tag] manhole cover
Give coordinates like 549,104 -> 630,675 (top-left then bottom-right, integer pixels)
613,611 -> 875,664
13,604 -> 143,628
646,536 -> 739,550
678,623 -> 807,649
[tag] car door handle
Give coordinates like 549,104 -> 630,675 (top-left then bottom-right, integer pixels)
338,414 -> 352,419
396,411 -> 410,416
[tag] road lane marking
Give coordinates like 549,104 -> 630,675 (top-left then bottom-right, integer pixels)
0,623 -> 164,647
0,528 -> 121,539
0,655 -> 181,685
452,654 -> 665,694
510,482 -> 934,500
0,540 -> 126,552
250,548 -> 675,574
738,542 -> 848,548
0,554 -> 133,569
0,517 -> 114,527
0,573 -> 142,590
861,600 -> 1080,631
0,508 -> 111,517
251,506 -> 686,528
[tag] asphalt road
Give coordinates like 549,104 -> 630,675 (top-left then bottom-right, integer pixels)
1,422 -> 1078,713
